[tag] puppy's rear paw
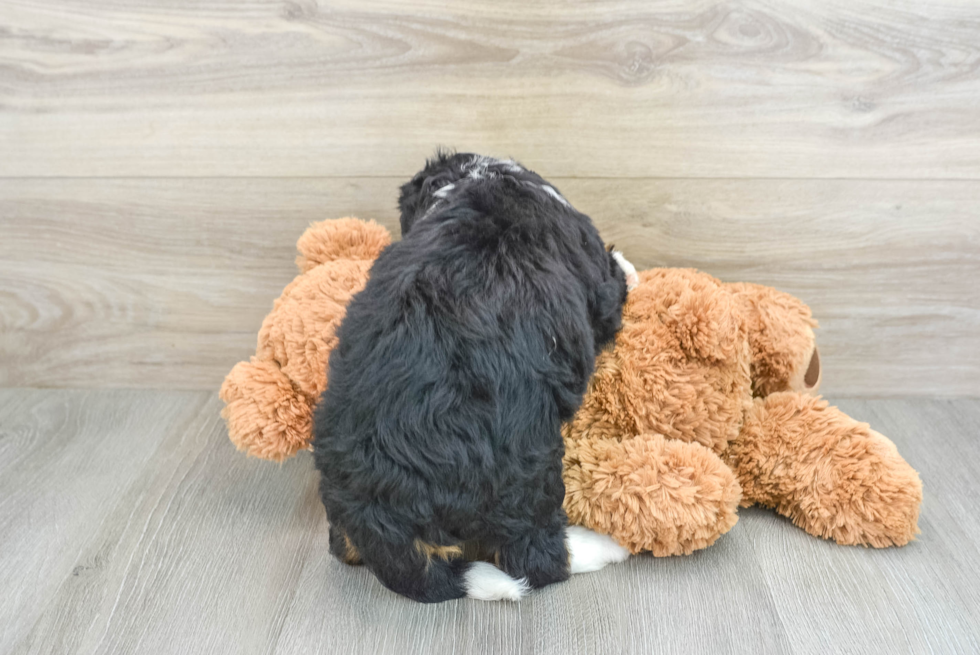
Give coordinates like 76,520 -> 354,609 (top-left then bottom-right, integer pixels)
566,526 -> 630,574
611,251 -> 640,291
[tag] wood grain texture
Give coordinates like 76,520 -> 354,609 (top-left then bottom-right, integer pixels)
1,0 -> 979,177
2,390 -> 978,654
2,178 -> 977,395
272,519 -> 794,655
750,398 -> 980,655
10,394 -> 324,655
0,178 -> 401,390
2,0 -> 975,649
0,389 -> 211,652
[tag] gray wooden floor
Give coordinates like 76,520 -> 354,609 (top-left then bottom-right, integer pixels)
1,390 -> 977,655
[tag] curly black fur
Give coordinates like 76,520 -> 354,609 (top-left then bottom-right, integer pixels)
313,152 -> 628,602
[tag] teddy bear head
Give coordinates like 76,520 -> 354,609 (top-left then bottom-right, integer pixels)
222,220 -> 820,464
564,268 -> 821,457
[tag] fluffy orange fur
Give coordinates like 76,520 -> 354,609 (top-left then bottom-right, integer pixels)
220,218 -> 389,461
220,218 -> 922,555
727,393 -> 923,548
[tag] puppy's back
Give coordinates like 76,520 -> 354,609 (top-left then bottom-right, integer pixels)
316,177 -> 596,532
314,155 -> 625,602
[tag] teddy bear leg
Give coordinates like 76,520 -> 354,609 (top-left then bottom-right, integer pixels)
563,434 -> 742,556
728,392 -> 922,547
219,359 -> 316,461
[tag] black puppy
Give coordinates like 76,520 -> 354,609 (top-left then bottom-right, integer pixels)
313,152 -> 637,603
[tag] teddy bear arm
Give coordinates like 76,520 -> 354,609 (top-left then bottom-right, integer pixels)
563,433 -> 741,556
219,359 -> 316,461
727,392 -> 922,547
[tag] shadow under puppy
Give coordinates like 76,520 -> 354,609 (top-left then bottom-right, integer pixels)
314,152 -> 637,602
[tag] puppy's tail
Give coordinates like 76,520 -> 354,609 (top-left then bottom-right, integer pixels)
462,526 -> 628,600
462,562 -> 530,601
363,537 -> 529,602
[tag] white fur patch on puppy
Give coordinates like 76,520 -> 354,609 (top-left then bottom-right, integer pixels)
541,185 -> 570,207
464,562 -> 530,601
497,158 -> 523,173
566,526 -> 630,574
466,155 -> 490,179
611,250 -> 640,291
433,183 -> 455,198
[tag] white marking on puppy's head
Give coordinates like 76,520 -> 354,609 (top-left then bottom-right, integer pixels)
433,183 -> 455,199
540,185 -> 570,207
466,155 -> 490,179
497,158 -> 523,173
465,155 -> 522,180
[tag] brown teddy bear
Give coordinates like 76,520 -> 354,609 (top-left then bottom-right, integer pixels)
562,267 -> 922,554
221,218 -> 922,556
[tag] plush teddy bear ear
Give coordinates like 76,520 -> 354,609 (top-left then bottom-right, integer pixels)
295,217 -> 392,273
726,282 -> 820,396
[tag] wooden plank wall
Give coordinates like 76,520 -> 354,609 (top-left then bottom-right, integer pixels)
1,0 -> 978,396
